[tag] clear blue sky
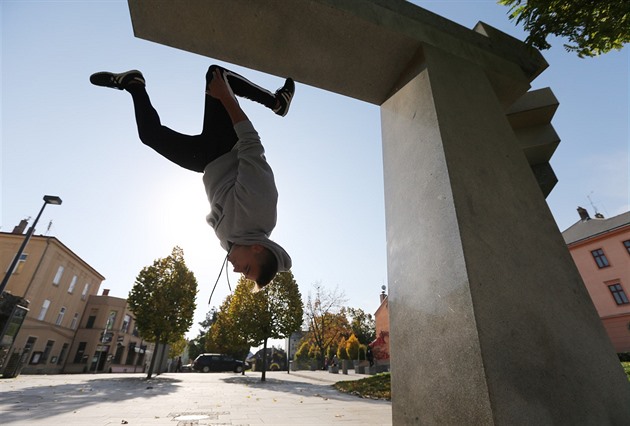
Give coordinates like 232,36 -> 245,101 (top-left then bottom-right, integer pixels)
2,1 -> 628,340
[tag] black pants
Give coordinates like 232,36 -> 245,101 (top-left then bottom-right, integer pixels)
127,65 -> 276,172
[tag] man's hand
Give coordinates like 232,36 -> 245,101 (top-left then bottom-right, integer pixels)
207,69 -> 235,102
207,69 -> 248,125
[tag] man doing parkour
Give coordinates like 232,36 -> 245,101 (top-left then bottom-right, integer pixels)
90,66 -> 294,290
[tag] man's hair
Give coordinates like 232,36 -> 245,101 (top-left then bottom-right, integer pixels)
255,247 -> 278,289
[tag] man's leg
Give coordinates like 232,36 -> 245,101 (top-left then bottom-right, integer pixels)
127,83 -> 217,172
91,69 -> 220,172
206,65 -> 295,117
201,72 -> 239,158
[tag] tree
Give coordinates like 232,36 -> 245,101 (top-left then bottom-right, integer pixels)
345,307 -> 376,345
127,246 -> 197,379
169,335 -> 188,359
336,336 -> 349,360
303,283 -> 349,366
205,294 -> 250,359
228,272 -> 303,381
188,308 -> 218,361
500,0 -> 630,57
346,334 -> 360,361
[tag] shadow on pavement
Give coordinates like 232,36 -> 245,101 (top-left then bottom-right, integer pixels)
221,375 -> 379,403
0,375 -> 181,424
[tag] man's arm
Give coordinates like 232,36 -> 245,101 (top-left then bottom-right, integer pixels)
207,68 -> 248,125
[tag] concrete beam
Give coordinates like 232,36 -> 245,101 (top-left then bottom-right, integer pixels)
127,0 -> 546,106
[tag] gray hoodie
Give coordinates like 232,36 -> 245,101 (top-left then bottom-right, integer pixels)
202,120 -> 291,271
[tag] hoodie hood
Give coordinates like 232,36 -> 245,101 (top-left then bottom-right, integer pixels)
231,235 -> 292,272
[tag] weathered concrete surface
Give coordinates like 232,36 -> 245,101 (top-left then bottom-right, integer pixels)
381,43 -> 630,425
127,0 -> 546,107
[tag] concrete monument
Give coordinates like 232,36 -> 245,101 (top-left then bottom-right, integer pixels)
127,1 -> 630,424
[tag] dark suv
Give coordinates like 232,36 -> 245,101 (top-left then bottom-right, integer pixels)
192,353 -> 250,373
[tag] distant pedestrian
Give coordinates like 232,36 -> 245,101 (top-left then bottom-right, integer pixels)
366,347 -> 374,367
176,357 -> 182,373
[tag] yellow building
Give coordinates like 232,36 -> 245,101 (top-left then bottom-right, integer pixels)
65,290 -> 154,374
0,230 -> 104,374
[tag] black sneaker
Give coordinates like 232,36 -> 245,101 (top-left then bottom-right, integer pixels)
90,70 -> 145,90
273,78 -> 295,117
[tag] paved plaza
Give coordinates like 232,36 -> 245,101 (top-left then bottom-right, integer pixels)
0,370 -> 391,425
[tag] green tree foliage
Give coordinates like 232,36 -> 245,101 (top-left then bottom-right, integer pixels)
212,271 -> 303,381
168,335 -> 188,359
188,309 -> 218,361
500,0 -> 630,57
358,344 -> 367,360
205,293 -> 250,359
303,283 -> 350,365
345,307 -> 376,345
127,246 -> 197,378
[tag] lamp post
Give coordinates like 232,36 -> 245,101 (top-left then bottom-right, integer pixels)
0,195 -> 62,295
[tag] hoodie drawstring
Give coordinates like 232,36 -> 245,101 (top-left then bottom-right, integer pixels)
208,252 -> 232,305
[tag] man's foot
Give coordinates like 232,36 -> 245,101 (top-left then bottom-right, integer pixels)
90,70 -> 145,90
273,78 -> 295,117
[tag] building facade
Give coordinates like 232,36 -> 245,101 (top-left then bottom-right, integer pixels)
562,208 -> 630,353
371,287 -> 390,365
64,290 -> 156,374
1,229 -> 169,376
0,231 -> 105,374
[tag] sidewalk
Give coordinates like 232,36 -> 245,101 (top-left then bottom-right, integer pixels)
0,370 -> 391,425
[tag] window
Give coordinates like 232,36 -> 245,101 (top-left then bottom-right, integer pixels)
5,253 -> 28,275
57,343 -> 69,365
609,284 -> 629,305
42,340 -> 55,363
73,342 -> 87,363
113,345 -> 125,364
591,249 -> 610,268
37,300 -> 51,321
121,315 -> 131,333
9,253 -> 28,275
68,276 -> 77,293
81,283 -> 90,300
624,240 -> 630,255
55,307 -> 66,326
106,311 -> 117,330
86,315 -> 96,329
125,342 -> 136,365
53,266 -> 64,285
25,336 -> 37,353
70,313 -> 79,330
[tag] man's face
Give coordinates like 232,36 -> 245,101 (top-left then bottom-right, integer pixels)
227,244 -> 262,282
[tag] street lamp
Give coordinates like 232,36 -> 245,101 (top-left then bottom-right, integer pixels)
0,195 -> 62,295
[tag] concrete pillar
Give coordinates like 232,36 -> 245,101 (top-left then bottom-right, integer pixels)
382,44 -> 630,425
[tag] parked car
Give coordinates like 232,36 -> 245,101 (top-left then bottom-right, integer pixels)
180,363 -> 194,372
192,353 -> 250,373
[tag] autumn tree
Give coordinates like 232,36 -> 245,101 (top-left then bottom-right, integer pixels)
500,0 -> 630,57
128,246 -> 197,379
303,283 -> 350,366
346,334 -> 360,360
345,307 -> 376,345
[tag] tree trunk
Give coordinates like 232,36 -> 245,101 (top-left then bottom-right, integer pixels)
261,338 -> 268,382
146,335 -> 160,379
157,341 -> 168,376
